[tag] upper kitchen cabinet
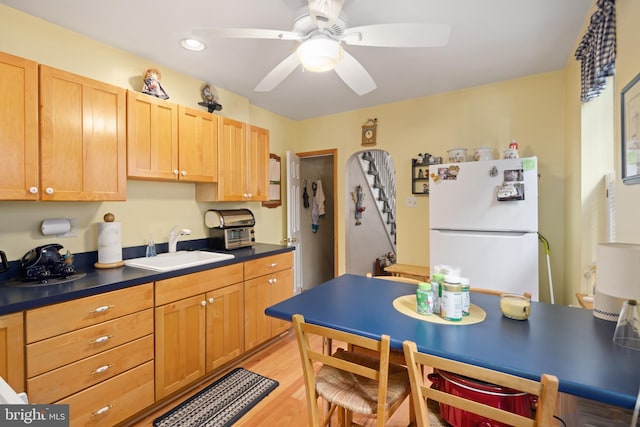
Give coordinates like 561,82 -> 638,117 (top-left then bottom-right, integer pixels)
196,117 -> 269,201
127,93 -> 217,183
39,65 -> 126,201
126,90 -> 179,180
0,52 -> 39,200
177,105 -> 218,182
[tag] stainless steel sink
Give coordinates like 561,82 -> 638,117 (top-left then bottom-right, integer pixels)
124,251 -> 234,272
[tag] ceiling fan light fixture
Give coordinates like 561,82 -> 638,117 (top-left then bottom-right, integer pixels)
180,38 -> 206,52
296,37 -> 343,72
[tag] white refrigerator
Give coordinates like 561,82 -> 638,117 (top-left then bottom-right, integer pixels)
429,156 -> 539,300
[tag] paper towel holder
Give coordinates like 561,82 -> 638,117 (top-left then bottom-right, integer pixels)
41,218 -> 78,238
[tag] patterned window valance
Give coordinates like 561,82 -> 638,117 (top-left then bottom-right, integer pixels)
575,0 -> 616,102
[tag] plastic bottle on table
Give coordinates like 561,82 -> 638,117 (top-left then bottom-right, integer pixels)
416,282 -> 433,315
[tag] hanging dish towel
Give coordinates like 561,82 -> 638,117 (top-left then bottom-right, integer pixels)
311,180 -> 326,233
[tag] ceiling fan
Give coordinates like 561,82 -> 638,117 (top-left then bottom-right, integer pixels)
195,0 -> 450,96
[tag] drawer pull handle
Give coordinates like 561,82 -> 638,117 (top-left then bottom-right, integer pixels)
91,335 -> 112,344
92,405 -> 112,417
92,305 -> 114,314
268,262 -> 278,268
93,365 -> 111,374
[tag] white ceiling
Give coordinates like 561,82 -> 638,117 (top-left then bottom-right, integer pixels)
0,0 -> 592,121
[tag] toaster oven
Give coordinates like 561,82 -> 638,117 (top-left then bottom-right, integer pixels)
205,209 -> 255,250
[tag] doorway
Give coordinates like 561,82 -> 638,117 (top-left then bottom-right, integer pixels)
295,150 -> 337,290
345,150 -> 396,276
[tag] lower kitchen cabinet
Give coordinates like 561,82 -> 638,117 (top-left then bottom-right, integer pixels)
24,284 -> 153,426
244,252 -> 294,351
154,264 -> 244,399
0,312 -> 24,393
206,282 -> 244,371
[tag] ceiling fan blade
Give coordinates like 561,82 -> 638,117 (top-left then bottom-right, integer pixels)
308,0 -> 345,29
194,28 -> 304,41
334,50 -> 376,96
254,53 -> 300,92
342,23 -> 451,47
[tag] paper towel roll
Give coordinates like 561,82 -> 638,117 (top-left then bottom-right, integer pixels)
98,222 -> 122,264
41,219 -> 71,236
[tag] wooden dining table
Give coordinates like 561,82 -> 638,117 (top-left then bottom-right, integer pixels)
265,274 -> 640,414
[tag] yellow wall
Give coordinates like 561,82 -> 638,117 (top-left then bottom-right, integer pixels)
295,73 -> 566,301
0,5 -> 296,261
2,3 -> 639,306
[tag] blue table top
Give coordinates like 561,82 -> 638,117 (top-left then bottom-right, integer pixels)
265,274 -> 640,410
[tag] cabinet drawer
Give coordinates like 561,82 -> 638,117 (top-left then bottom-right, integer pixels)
57,361 -> 154,427
27,309 -> 153,377
155,263 -> 243,305
27,334 -> 153,404
26,283 -> 153,343
244,252 -> 293,280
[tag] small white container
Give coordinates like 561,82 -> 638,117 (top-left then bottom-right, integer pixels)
472,147 -> 494,161
447,148 -> 467,163
503,148 -> 519,159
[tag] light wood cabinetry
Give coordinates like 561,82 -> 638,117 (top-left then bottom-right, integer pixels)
127,92 -> 218,182
154,264 -> 244,399
126,90 -> 178,180
244,252 -> 294,350
0,312 -> 25,393
25,284 -> 153,426
0,51 -> 39,200
39,65 -> 126,200
177,105 -> 218,182
196,117 -> 269,201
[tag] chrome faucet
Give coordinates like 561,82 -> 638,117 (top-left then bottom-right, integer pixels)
168,226 -> 192,253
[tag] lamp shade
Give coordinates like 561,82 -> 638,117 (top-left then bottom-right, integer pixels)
596,243 -> 640,300
296,36 -> 343,72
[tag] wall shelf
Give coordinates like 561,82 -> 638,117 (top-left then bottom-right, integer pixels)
412,158 -> 440,195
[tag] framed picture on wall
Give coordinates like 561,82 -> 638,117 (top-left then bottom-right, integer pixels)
621,72 -> 640,185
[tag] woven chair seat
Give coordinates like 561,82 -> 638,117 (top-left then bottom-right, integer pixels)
316,348 -> 410,415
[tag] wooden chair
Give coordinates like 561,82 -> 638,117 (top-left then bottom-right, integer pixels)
366,272 -> 422,285
402,340 -> 559,427
292,314 -> 411,427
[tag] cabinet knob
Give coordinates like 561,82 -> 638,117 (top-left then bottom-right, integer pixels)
181,170 -> 187,177
91,305 -> 114,314
91,405 -> 112,417
29,186 -> 38,194
209,297 -> 214,304
92,365 -> 111,375
268,263 -> 278,268
201,300 -> 207,306
45,187 -> 54,195
173,170 -> 179,176
268,277 -> 278,284
91,335 -> 112,344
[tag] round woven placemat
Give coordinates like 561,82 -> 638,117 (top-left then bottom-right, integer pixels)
392,294 -> 486,325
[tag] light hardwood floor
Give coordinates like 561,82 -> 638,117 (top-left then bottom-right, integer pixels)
127,329 -> 413,426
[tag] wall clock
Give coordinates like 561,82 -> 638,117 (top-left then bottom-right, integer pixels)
361,118 -> 377,146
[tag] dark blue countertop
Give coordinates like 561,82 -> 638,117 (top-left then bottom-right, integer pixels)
266,274 -> 640,410
0,242 -> 293,315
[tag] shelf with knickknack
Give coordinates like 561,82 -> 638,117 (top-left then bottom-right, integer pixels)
412,154 -> 441,195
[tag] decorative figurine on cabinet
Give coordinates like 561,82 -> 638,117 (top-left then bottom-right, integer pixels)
198,83 -> 223,113
142,67 -> 169,99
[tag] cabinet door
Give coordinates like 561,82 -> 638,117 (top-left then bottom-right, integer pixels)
126,90 -> 178,180
217,116 -> 246,200
0,312 -> 24,393
39,65 -> 126,200
247,125 -> 270,201
155,295 -> 206,399
178,106 -> 218,182
206,283 -> 243,372
244,276 -> 272,351
270,268 -> 294,337
0,52 -> 38,200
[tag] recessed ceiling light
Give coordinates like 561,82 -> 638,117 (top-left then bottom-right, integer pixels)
180,38 -> 206,52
